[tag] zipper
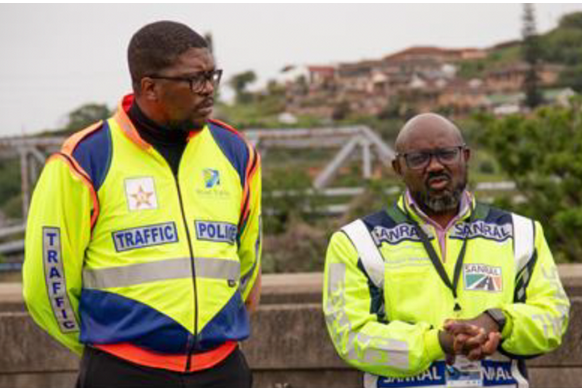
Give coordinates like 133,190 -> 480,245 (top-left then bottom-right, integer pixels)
172,174 -> 199,372
144,135 -> 204,372
149,143 -> 198,372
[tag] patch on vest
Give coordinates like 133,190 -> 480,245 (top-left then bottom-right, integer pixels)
125,177 -> 158,211
375,360 -> 518,387
42,227 -> 79,333
203,168 -> 221,188
196,168 -> 230,198
451,221 -> 512,242
112,222 -> 178,252
464,264 -> 503,292
195,221 -> 237,245
371,223 -> 426,246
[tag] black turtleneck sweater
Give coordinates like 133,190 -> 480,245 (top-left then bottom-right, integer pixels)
127,103 -> 188,176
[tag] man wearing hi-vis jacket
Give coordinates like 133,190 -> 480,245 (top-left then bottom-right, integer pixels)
23,21 -> 261,387
323,113 -> 569,387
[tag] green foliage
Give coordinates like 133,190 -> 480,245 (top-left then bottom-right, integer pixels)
478,160 -> 495,175
540,11 -> 582,93
559,11 -> 581,29
262,218 -> 331,273
341,179 -> 400,224
458,46 -> 522,80
558,64 -> 582,93
3,195 -> 23,220
262,166 -> 322,235
64,103 -> 111,132
478,97 -> 582,263
228,70 -> 257,104
0,159 -> 21,210
522,4 -> 542,108
540,12 -> 582,66
459,10 -> 582,95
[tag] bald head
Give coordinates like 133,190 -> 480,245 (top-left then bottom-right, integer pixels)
395,113 -> 464,153
391,112 -> 470,221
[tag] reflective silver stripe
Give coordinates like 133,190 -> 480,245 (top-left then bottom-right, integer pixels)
198,257 -> 240,282
325,261 -> 409,371
512,214 -> 534,273
342,220 -> 385,288
83,257 -> 240,289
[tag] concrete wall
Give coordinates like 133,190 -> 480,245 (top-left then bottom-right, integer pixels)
0,265 -> 581,387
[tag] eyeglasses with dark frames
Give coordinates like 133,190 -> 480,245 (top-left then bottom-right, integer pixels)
147,69 -> 223,94
397,145 -> 468,170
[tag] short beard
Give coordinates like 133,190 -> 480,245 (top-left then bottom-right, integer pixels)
413,173 -> 468,215
421,187 -> 464,214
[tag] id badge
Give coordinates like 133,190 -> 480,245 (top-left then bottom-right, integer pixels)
446,357 -> 483,387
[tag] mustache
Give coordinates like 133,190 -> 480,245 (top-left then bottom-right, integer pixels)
425,172 -> 451,186
197,97 -> 214,108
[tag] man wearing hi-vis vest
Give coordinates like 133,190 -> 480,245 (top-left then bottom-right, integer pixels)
323,113 -> 569,388
23,21 -> 261,387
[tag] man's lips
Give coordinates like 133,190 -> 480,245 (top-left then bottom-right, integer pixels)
197,99 -> 214,111
427,175 -> 451,190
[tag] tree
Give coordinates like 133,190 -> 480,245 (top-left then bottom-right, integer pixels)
65,103 -> 111,132
559,11 -> 582,29
229,70 -> 257,104
522,4 -> 543,109
479,97 -> 582,263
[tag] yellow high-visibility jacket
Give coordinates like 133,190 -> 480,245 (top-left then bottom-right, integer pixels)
23,95 -> 262,365
323,194 -> 569,387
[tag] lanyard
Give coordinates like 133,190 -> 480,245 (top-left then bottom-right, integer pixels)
401,198 -> 474,312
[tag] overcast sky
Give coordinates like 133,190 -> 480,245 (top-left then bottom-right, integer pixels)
0,3 -> 581,136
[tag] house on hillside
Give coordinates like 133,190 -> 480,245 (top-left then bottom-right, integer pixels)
483,62 -> 564,93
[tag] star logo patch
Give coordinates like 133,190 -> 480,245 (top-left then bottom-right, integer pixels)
125,177 -> 158,211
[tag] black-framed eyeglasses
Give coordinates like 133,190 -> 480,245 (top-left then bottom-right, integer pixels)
147,69 -> 223,93
397,145 -> 468,170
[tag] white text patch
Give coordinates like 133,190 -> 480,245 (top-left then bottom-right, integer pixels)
43,227 -> 79,333
112,222 -> 178,252
195,221 -> 237,245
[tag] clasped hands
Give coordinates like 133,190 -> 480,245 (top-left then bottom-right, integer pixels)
438,313 -> 501,365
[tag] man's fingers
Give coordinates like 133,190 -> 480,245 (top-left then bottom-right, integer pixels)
446,322 -> 482,336
467,346 -> 484,361
465,332 -> 502,361
463,328 -> 487,347
453,333 -> 468,354
481,332 -> 502,355
443,319 -> 456,333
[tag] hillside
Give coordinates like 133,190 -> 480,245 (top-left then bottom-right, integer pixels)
458,11 -> 581,91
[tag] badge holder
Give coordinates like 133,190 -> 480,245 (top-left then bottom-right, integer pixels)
446,356 -> 483,387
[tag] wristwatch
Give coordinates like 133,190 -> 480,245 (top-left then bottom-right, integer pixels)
484,308 -> 507,332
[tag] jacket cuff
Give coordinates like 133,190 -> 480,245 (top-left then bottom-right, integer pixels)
424,328 -> 445,362
500,308 -> 514,339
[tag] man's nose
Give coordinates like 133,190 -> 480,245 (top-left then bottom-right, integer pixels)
199,78 -> 215,95
426,154 -> 446,172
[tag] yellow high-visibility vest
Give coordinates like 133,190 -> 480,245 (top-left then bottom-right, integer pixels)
323,194 -> 569,387
23,94 -> 262,368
